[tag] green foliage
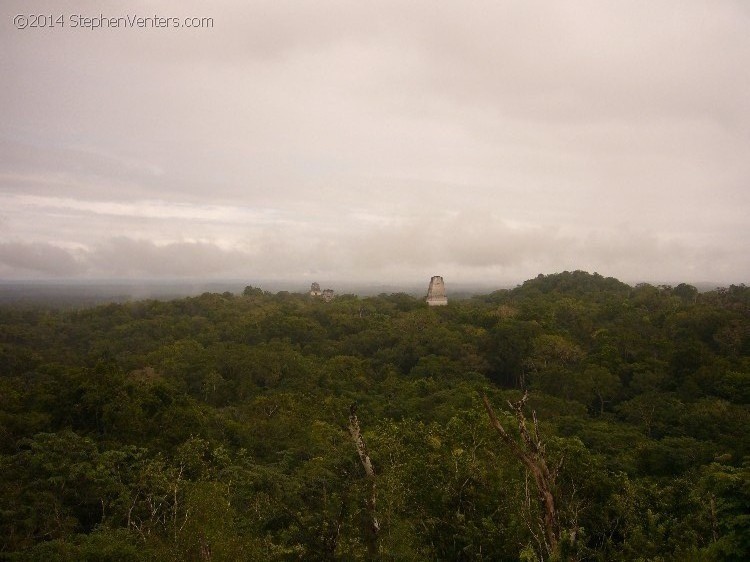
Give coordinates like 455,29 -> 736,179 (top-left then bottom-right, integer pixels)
0,271 -> 747,559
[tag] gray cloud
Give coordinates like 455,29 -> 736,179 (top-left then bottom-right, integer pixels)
1,1 -> 748,285
88,238 -> 249,277
0,242 -> 86,276
0,217 -> 739,285
0,239 -> 253,279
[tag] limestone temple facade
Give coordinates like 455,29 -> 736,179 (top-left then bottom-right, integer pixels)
310,282 -> 334,302
426,275 -> 448,306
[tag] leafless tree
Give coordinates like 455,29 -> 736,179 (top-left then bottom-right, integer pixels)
348,403 -> 380,558
482,392 -> 562,560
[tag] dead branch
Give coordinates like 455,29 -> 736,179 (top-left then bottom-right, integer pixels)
348,403 -> 380,558
483,393 -> 560,558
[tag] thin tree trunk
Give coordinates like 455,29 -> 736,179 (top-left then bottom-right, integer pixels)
348,403 -> 380,558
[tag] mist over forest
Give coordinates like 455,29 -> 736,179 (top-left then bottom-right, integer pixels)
0,277 -> 727,308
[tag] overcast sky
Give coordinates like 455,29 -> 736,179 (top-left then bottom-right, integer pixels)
1,0 -> 748,287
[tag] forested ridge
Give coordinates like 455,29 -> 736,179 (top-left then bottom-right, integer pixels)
0,271 -> 748,561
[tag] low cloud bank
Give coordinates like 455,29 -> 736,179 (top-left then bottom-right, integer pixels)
0,213 -> 737,285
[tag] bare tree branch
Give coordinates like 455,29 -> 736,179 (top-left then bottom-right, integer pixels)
483,393 -> 560,559
348,403 -> 380,558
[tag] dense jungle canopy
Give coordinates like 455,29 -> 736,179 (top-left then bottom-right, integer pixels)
0,271 -> 748,561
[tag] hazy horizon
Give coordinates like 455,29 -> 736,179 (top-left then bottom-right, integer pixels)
0,272 -> 736,300
0,272 -> 737,288
2,1 -> 749,285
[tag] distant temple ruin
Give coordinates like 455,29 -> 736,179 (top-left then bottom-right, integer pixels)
426,275 -> 448,306
310,282 -> 322,297
310,282 -> 335,302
